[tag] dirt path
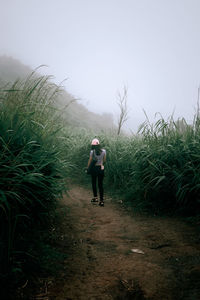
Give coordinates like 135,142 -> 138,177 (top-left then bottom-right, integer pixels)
48,184 -> 200,300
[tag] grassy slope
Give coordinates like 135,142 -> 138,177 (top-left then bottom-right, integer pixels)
0,56 -> 117,298
0,55 -> 116,133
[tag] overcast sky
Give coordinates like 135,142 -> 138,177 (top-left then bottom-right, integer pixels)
1,0 -> 200,131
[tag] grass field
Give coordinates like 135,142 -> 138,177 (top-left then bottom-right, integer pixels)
1,74 -> 199,297
0,75 -> 69,294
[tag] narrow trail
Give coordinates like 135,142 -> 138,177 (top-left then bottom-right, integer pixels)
48,184 -> 200,300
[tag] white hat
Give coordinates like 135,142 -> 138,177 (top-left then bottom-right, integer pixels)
91,138 -> 100,145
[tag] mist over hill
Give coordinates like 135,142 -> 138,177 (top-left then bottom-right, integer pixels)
0,55 -> 32,85
0,56 -> 116,132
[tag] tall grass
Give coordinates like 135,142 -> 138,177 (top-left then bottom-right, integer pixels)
5,68 -> 200,299
67,115 -> 200,216
0,74 -> 69,291
2,71 -> 198,294
105,115 -> 200,215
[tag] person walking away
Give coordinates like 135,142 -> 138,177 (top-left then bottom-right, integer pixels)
87,138 -> 106,206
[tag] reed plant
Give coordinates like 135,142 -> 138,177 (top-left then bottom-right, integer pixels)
69,115 -> 200,216
104,115 -> 200,215
4,69 -> 200,296
0,74 -> 69,291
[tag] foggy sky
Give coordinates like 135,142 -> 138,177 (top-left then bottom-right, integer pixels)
1,0 -> 200,132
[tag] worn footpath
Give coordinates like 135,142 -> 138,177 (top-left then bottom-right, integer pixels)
45,184 -> 200,300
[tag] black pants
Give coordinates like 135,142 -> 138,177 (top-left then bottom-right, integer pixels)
91,166 -> 104,201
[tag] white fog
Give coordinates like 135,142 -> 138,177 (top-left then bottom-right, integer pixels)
1,0 -> 200,132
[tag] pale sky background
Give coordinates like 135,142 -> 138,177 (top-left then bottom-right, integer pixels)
1,0 -> 200,132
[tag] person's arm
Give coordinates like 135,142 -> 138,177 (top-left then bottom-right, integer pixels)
100,152 -> 106,170
87,156 -> 92,168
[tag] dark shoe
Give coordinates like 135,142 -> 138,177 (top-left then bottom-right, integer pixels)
99,201 -> 104,207
91,197 -> 98,203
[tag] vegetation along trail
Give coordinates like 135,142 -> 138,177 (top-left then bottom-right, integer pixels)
1,59 -> 200,300
46,184 -> 200,300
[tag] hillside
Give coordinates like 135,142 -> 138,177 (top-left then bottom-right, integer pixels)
0,55 -> 32,85
0,55 -> 116,132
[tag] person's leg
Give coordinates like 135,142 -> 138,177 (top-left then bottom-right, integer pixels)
98,172 -> 104,201
91,174 -> 97,198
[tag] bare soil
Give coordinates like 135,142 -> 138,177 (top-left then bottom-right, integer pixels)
43,184 -> 200,300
